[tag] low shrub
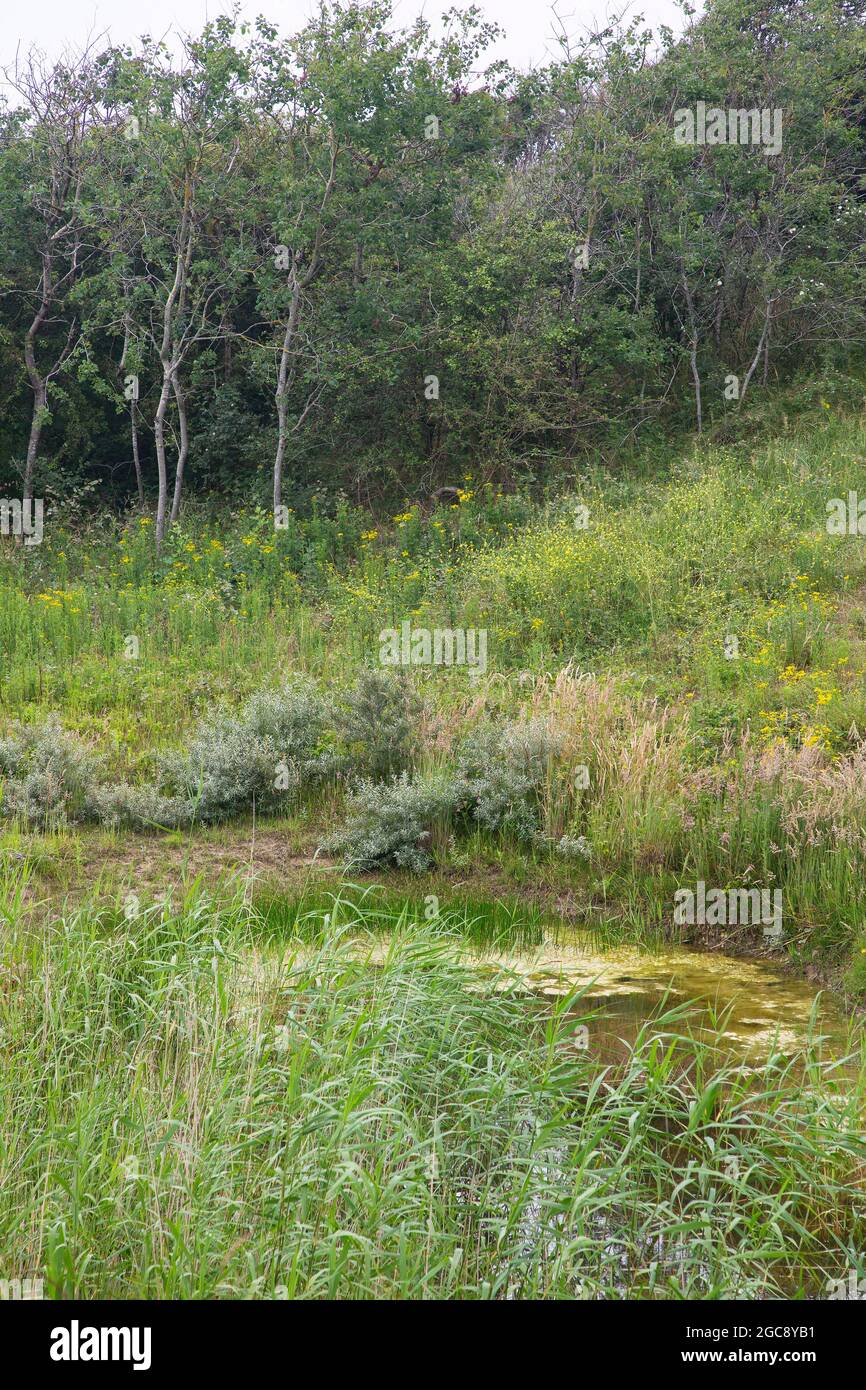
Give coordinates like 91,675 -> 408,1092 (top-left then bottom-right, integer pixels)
556,833 -> 592,861
0,718 -> 100,827
158,679 -> 337,822
335,667 -> 421,779
85,783 -> 193,831
457,718 -> 562,841
323,770 -> 463,871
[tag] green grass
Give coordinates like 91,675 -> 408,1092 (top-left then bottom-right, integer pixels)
3,403 -> 866,1307
1,880 -> 864,1300
3,406 -> 866,762
0,402 -> 864,992
252,882 -> 549,950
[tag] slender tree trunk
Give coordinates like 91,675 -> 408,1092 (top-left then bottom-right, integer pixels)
154,371 -> 172,553
273,278 -> 301,514
272,135 -> 338,515
739,301 -> 773,406
680,265 -> 702,435
23,260 -> 51,502
121,296 -> 145,506
23,382 -> 47,503
688,341 -> 702,435
153,181 -> 192,553
170,373 -> 189,523
130,401 -> 145,506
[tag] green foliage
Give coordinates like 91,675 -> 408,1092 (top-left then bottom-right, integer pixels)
0,1 -> 864,504
158,681 -> 336,823
335,667 -> 421,778
458,718 -> 561,840
556,834 -> 592,861
324,770 -> 462,871
0,717 -> 99,827
85,783 -> 193,832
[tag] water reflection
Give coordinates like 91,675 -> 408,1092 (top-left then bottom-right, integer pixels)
464,938 -> 852,1063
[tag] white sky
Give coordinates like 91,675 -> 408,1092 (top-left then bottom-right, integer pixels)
0,0 -> 698,80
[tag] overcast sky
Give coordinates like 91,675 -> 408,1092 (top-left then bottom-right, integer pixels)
0,0 -> 698,79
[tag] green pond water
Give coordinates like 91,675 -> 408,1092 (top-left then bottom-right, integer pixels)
314,931 -> 856,1065
239,920 -> 862,1299
244,893 -> 858,1065
466,938 -> 853,1063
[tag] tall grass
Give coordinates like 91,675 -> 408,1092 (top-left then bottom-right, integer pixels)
2,410 -> 866,749
253,883 -> 548,950
0,880 -> 863,1299
4,409 -> 866,988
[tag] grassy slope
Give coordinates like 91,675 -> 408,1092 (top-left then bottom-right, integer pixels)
2,405 -> 866,748
4,403 -> 866,994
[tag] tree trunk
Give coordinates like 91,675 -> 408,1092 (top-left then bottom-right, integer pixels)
130,401 -> 145,506
680,266 -> 702,435
688,341 -> 702,435
23,262 -> 51,502
153,182 -> 192,552
272,136 -> 338,515
170,373 -> 189,523
273,280 -> 301,514
154,370 -> 172,553
739,301 -> 773,406
23,381 -> 47,502
121,297 -> 145,507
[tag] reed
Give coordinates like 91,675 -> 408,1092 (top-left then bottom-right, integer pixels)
0,880 -> 862,1300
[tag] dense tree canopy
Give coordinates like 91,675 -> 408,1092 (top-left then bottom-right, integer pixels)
0,0 -> 864,541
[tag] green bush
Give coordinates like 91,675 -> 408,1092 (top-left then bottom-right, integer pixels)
335,667 -> 421,779
159,680 -> 336,822
324,770 -> 462,871
85,783 -> 193,832
0,718 -> 100,827
458,719 -> 561,841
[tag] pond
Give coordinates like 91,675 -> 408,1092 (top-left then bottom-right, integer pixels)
318,927 -> 855,1066
466,936 -> 853,1064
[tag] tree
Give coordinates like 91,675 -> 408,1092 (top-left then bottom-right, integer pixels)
0,46 -> 102,501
